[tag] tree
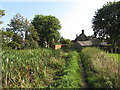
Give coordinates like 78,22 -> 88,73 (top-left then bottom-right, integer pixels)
1,27 -> 22,49
32,15 -> 61,48
92,1 -> 120,47
1,28 -> 14,46
7,13 -> 39,49
8,13 -> 26,39
60,37 -> 71,45
24,20 -> 39,49
0,10 -> 5,24
60,37 -> 71,49
0,10 -> 5,49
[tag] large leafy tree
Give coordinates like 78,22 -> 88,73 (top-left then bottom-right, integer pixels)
7,13 -> 39,49
92,1 -> 120,47
32,15 -> 61,48
24,19 -> 39,49
8,13 -> 26,39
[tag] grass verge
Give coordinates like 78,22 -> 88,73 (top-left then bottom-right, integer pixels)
80,47 -> 120,88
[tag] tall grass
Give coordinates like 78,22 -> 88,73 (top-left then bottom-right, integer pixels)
2,49 -> 83,88
2,49 -> 68,88
80,47 -> 120,88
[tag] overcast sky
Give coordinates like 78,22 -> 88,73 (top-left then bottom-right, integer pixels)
1,0 -> 120,40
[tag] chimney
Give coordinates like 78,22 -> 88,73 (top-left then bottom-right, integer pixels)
82,30 -> 84,34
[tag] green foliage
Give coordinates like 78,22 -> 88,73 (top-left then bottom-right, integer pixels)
32,15 -> 61,48
0,29 -> 14,47
2,49 -> 69,88
7,41 -> 21,49
81,47 -> 120,88
8,13 -> 25,38
60,37 -> 71,49
92,1 -> 120,48
12,33 -> 23,44
0,9 -> 5,24
3,13 -> 62,49
108,53 -> 120,61
5,13 -> 39,49
2,49 -> 83,88
24,39 -> 39,49
51,51 -> 82,88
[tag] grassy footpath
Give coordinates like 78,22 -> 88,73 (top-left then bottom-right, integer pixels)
2,49 -> 82,88
80,47 -> 120,88
108,53 -> 120,61
51,51 -> 82,88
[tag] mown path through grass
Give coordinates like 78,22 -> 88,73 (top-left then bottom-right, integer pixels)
79,59 -> 89,88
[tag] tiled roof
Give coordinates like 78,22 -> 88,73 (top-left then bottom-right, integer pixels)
77,41 -> 93,46
75,34 -> 88,41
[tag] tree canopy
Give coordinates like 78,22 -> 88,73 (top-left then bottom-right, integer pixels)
32,15 -> 61,48
0,10 -> 5,24
92,1 -> 120,47
5,13 -> 39,49
0,10 -> 5,49
8,13 -> 26,39
2,13 -> 62,49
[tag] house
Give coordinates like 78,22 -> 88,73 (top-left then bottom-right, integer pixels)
72,30 -> 102,49
74,30 -> 88,41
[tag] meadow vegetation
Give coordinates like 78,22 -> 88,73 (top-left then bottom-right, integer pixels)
1,47 -> 120,88
80,47 -> 120,88
2,49 -> 82,88
1,1 -> 120,88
